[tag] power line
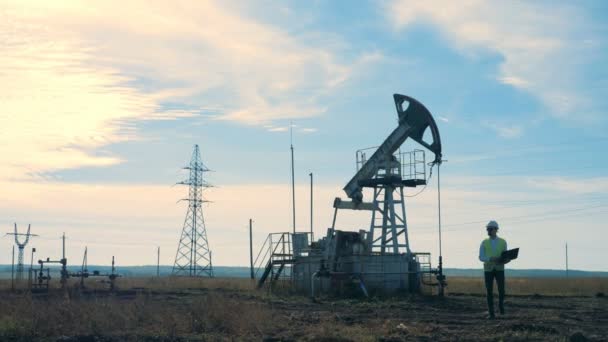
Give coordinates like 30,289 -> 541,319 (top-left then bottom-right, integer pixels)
432,198 -> 608,219
409,204 -> 608,233
442,203 -> 605,228
452,136 -> 608,164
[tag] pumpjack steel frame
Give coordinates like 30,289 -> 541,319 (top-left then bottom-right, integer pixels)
255,94 -> 447,296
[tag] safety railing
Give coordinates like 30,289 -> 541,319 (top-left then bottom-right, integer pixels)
253,232 -> 295,286
356,147 -> 426,183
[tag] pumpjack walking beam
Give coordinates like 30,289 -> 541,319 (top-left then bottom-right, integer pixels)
343,94 -> 442,204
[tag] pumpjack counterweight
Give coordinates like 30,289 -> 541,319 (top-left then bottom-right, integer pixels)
172,145 -> 214,277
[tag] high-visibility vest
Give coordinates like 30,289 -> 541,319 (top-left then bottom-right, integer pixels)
483,237 -> 507,271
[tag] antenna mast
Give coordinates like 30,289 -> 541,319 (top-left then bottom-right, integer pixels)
172,145 -> 214,277
290,122 -> 296,234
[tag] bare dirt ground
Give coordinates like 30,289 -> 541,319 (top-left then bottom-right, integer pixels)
0,278 -> 606,341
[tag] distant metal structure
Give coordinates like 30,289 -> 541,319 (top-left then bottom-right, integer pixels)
157,246 -> 160,277
172,145 -> 214,277
79,247 -> 89,288
6,223 -> 37,281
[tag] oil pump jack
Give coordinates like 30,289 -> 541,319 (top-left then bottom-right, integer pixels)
254,94 -> 446,296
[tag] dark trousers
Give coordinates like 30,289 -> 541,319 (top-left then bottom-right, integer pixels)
484,270 -> 505,315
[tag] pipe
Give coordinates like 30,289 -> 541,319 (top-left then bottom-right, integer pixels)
310,271 -> 319,299
358,276 -> 369,298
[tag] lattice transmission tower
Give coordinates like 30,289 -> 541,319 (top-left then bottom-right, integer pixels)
172,145 -> 214,277
7,223 -> 37,281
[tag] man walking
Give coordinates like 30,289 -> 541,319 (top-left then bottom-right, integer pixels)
479,220 -> 508,319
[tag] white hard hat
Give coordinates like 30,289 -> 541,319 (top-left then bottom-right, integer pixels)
486,220 -> 499,229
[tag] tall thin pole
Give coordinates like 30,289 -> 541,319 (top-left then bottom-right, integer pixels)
565,242 -> 569,279
209,251 -> 213,273
30,248 -> 35,272
437,164 -> 442,258
249,219 -> 254,279
11,245 -> 15,291
309,172 -> 313,240
157,246 -> 160,277
30,247 -> 35,287
290,123 -> 296,235
436,162 -> 445,297
61,232 -> 67,288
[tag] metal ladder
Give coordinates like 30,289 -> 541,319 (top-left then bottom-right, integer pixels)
253,233 -> 294,288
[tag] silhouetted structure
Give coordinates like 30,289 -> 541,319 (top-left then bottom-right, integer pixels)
7,223 -> 37,281
172,145 -> 214,277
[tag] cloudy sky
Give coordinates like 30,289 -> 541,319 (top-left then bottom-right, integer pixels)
1,0 -> 607,271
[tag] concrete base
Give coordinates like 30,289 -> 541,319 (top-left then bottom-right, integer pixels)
293,253 -> 420,296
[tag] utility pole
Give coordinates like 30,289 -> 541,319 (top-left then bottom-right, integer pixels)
209,251 -> 213,273
110,256 -> 116,291
249,219 -> 254,279
11,245 -> 15,291
29,247 -> 36,286
290,122 -> 296,235
60,232 -> 68,288
157,246 -> 160,277
565,242 -> 569,279
309,172 -> 313,240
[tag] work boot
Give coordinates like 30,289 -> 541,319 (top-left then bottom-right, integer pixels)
486,313 -> 495,320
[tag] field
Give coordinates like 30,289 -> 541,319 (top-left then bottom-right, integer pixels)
0,277 -> 606,341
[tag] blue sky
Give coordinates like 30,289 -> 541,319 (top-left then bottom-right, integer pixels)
1,0 -> 607,271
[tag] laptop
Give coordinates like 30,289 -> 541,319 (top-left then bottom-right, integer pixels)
501,248 -> 519,260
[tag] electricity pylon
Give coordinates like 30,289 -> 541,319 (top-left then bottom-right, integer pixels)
172,145 -> 214,277
6,223 -> 37,281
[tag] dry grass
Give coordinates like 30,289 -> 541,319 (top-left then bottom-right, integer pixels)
0,276 -> 257,292
446,276 -> 608,296
2,275 -> 607,297
0,276 -> 606,340
116,276 -> 257,291
0,282 -> 273,340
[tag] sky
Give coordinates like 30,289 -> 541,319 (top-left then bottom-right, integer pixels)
1,0 -> 607,271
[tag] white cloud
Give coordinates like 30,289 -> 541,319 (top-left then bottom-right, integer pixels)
483,122 -> 523,139
526,176 -> 608,195
300,128 -> 318,133
387,0 -> 599,119
12,1 -> 360,126
0,10 -> 170,181
0,1 -> 375,181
